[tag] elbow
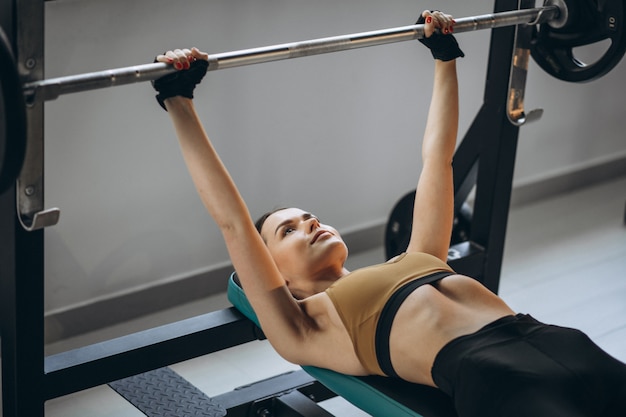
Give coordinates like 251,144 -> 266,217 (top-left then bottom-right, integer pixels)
421,142 -> 456,167
214,210 -> 256,238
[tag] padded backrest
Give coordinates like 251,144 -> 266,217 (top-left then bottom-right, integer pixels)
227,272 -> 458,417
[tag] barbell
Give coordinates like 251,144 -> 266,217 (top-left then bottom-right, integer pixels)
21,0 -> 626,103
2,0 -> 625,194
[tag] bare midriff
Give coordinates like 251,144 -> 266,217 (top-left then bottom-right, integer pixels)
387,274 -> 515,386
304,273 -> 515,386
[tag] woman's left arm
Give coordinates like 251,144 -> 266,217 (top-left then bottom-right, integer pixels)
406,53 -> 459,261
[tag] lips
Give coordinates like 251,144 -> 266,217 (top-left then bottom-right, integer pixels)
311,230 -> 332,244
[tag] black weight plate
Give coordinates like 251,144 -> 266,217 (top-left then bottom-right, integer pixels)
531,0 -> 626,82
385,191 -> 472,260
385,191 -> 415,260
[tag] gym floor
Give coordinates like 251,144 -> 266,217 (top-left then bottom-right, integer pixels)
11,175 -> 626,416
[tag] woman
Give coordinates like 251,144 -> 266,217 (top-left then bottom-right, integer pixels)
152,11 -> 626,417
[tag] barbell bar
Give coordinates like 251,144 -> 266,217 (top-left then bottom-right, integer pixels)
23,4 -> 563,103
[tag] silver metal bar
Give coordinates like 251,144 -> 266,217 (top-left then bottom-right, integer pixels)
23,5 -> 560,103
16,0 -> 61,231
507,0 -> 545,126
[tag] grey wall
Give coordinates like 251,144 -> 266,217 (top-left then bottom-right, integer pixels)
43,0 -> 626,315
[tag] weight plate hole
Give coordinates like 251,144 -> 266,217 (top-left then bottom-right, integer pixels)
572,38 -> 612,66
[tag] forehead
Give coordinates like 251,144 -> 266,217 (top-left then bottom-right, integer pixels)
261,208 -> 307,234
263,208 -> 306,228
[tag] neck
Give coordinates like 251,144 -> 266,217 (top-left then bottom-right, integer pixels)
291,267 -> 350,299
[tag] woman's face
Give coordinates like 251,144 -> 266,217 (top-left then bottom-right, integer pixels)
260,208 -> 348,283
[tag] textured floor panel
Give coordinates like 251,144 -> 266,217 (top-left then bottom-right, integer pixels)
108,367 -> 226,417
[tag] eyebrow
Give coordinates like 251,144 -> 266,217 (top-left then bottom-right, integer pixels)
274,212 -> 315,237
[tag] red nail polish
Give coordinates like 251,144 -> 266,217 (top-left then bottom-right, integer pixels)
183,61 -> 190,69
174,62 -> 183,70
426,16 -> 432,23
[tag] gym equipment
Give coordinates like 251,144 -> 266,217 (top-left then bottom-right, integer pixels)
385,193 -> 473,260
23,5 -> 560,102
5,0 -> 624,233
108,367 -> 226,417
19,0 -> 625,104
0,27 -> 26,194
2,0 -> 625,416
531,0 -> 626,82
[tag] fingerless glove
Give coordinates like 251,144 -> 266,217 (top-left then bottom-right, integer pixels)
416,14 -> 465,61
152,59 -> 209,111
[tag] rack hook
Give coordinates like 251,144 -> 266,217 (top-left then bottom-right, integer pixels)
507,0 -> 544,127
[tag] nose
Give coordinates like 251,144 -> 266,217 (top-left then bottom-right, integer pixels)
306,216 -> 320,232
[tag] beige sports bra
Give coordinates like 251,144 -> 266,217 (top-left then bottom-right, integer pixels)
325,252 -> 454,376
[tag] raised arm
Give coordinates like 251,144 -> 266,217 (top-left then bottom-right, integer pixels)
153,49 -> 314,361
406,12 -> 462,261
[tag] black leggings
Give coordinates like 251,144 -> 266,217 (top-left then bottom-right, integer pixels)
431,314 -> 626,417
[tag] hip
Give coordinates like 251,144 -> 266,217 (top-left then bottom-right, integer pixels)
431,313 -> 626,417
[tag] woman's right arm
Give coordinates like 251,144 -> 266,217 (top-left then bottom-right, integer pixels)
158,52 -> 316,363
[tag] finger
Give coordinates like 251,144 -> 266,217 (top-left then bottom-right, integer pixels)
181,48 -> 194,68
191,47 -> 209,61
164,52 -> 182,70
422,10 -> 435,38
433,12 -> 455,35
155,53 -> 173,64
172,49 -> 191,69
164,50 -> 182,68
436,24 -> 447,35
430,11 -> 445,34
442,14 -> 454,34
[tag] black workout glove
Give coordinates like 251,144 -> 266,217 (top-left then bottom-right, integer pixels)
416,14 -> 465,61
152,59 -> 209,111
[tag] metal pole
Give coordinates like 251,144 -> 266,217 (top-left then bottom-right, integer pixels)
23,5 -> 560,102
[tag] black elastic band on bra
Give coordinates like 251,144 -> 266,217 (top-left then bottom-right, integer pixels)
375,271 -> 454,378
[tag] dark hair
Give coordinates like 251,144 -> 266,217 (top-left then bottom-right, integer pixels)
255,207 -> 288,239
254,207 -> 305,299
